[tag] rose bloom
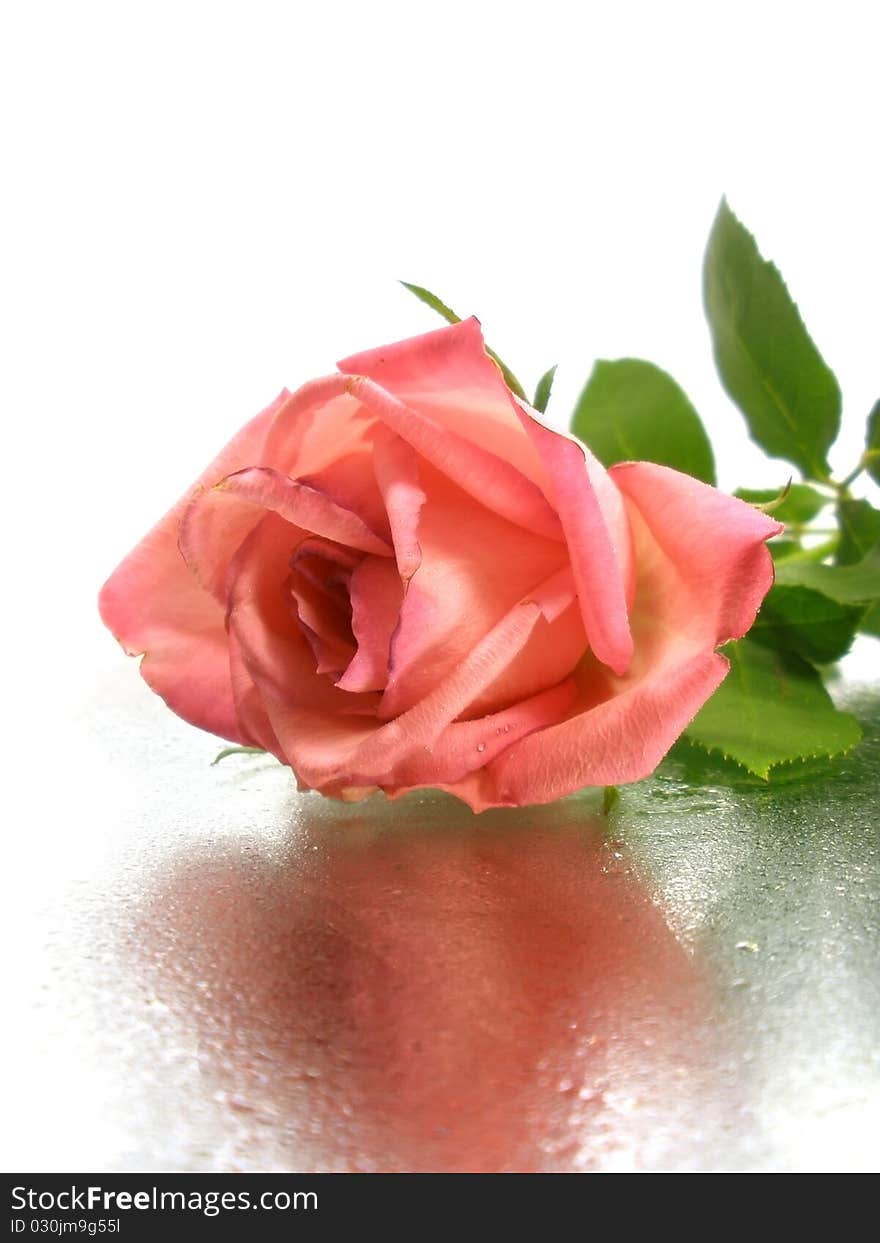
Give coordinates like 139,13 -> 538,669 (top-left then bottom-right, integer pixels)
99,320 -> 780,811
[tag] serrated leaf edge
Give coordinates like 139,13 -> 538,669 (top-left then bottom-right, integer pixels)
683,715 -> 863,780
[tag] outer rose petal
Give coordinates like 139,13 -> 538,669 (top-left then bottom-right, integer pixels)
344,375 -> 562,540
386,679 -> 579,787
487,466 -> 782,806
490,650 -> 731,807
339,318 -> 551,492
98,390 -> 291,742
514,406 -> 634,676
609,461 -> 783,643
226,627 -> 282,755
100,380 -> 381,744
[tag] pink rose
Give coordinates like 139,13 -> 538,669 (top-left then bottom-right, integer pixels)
99,320 -> 781,811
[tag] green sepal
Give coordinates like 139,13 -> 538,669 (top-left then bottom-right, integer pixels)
399,281 -> 526,399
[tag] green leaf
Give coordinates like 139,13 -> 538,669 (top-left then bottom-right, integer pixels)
775,546 -> 880,606
734,483 -> 829,526
836,498 -> 880,565
684,639 -> 861,778
533,365 -> 557,414
571,358 -> 716,484
399,281 -> 527,399
836,498 -> 880,636
865,399 -> 880,486
750,583 -> 862,664
769,538 -> 803,562
703,199 -> 841,481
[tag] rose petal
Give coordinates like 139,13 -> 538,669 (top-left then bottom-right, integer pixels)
339,318 -> 551,490
473,598 -> 589,719
297,450 -> 391,543
387,678 -> 578,787
257,566 -> 576,792
179,465 -> 393,603
227,626 -> 283,756
609,461 -> 783,642
336,557 -> 404,693
488,466 -> 782,805
340,565 -> 578,786
491,650 -> 730,804
98,389 -> 292,742
227,513 -> 377,716
290,536 -> 361,578
371,430 -> 426,581
378,465 -> 574,719
344,374 -> 563,541
259,375 -> 375,477
515,407 -> 634,677
287,564 -> 356,678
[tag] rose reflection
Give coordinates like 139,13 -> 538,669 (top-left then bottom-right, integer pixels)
134,799 -> 709,1172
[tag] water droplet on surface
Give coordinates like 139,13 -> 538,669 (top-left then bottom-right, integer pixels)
476,743 -> 486,753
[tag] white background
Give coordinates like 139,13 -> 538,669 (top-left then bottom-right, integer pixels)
1,0 -> 879,1173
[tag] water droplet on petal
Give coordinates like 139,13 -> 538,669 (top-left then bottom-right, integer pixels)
476,743 -> 486,753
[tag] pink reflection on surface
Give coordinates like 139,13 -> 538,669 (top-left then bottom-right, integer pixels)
135,801 -> 708,1171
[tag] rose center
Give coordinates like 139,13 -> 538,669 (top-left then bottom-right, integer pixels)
285,538 -> 361,679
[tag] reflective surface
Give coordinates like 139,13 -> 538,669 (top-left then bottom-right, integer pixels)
5,649 -> 880,1172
